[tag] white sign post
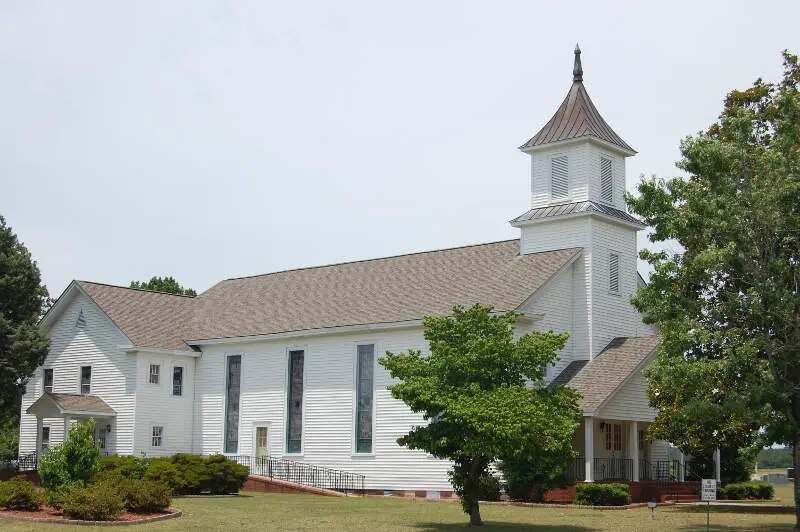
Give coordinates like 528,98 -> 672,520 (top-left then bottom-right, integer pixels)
701,479 -> 717,531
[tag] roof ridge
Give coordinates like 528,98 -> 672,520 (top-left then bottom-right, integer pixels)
222,238 -> 521,282
78,280 -> 198,299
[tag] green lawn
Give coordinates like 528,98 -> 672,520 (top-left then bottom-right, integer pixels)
0,492 -> 797,531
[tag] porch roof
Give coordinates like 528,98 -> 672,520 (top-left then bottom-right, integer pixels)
26,393 -> 116,418
553,335 -> 660,413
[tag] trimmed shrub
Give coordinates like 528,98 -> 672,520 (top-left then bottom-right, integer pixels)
205,454 -> 250,495
168,454 -> 210,495
142,458 -> 184,493
721,481 -> 774,500
118,479 -> 171,513
91,453 -> 250,496
96,454 -> 149,482
575,483 -> 630,506
45,485 -> 74,511
62,483 -> 124,521
0,477 -> 44,511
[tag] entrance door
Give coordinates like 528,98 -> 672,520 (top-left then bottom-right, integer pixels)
255,426 -> 269,458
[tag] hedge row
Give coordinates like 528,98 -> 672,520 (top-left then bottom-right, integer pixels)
720,481 -> 774,500
96,453 -> 249,495
575,483 -> 631,506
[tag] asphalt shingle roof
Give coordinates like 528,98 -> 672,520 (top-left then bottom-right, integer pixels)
79,281 -> 198,351
553,336 -> 661,413
189,241 -> 580,341
27,393 -> 116,416
72,241 -> 581,348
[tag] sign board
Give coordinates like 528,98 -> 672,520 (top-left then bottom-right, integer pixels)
701,479 -> 717,501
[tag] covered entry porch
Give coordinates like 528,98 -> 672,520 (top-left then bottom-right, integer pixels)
565,417 -> 680,483
26,392 -> 117,455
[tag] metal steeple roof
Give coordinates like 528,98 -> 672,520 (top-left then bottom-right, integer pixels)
519,45 -> 635,154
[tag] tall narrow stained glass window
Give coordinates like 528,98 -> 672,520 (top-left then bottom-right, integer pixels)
224,355 -> 242,454
356,344 -> 374,453
286,350 -> 304,453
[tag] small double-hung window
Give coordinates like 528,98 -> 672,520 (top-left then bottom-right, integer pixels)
152,426 -> 163,447
149,364 -> 160,384
80,366 -> 91,395
41,426 -> 50,453
43,368 -> 54,394
172,366 -> 184,396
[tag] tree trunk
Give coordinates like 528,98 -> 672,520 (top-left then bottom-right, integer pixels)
468,458 -> 483,526
469,500 -> 482,526
794,439 -> 800,530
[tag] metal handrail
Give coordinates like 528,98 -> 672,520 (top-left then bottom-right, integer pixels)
232,455 -> 365,495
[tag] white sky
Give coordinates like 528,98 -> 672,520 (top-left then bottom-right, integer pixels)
1,1 -> 798,296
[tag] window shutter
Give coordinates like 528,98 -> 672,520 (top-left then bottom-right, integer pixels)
609,253 -> 620,293
600,157 -> 613,202
551,155 -> 568,198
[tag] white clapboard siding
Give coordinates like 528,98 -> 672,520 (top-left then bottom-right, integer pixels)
194,328 -> 453,491
19,290 -> 136,455
589,218 -> 642,357
519,263 -> 582,379
598,368 -> 658,423
133,355 -> 196,456
530,143 -> 591,207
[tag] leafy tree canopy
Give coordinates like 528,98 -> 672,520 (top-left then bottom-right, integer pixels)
0,215 -> 50,426
129,276 -> 196,296
626,51 -> 800,519
758,447 -> 793,469
380,304 -> 581,525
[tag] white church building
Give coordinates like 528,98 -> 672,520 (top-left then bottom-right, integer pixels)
20,47 -> 673,497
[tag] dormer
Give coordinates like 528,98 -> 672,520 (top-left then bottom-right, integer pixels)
517,45 -> 636,211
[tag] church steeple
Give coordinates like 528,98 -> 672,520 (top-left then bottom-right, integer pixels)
518,46 -> 635,155
510,46 -> 647,361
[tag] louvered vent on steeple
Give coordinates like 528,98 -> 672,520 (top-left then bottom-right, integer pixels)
609,253 -> 620,293
600,156 -> 613,203
551,155 -> 569,198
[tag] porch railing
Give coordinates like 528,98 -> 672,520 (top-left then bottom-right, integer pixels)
594,457 -> 633,481
640,459 -> 691,481
231,455 -> 365,495
565,457 -> 585,483
0,451 -> 38,472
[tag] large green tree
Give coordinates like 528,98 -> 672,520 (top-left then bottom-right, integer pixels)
0,215 -> 51,447
627,51 -> 800,523
129,276 -> 197,296
380,304 -> 581,525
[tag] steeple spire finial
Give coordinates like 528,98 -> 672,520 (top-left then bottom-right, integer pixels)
573,44 -> 583,82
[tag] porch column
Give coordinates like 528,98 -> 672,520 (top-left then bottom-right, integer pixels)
584,417 -> 594,482
714,447 -> 721,482
679,450 -> 685,482
35,416 -> 43,454
629,421 -> 639,482
63,416 -> 71,441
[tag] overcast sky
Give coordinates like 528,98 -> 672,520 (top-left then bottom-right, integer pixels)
1,1 -> 798,296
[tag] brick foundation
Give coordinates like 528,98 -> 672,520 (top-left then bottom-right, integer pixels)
242,476 -> 346,497
544,480 -> 700,503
